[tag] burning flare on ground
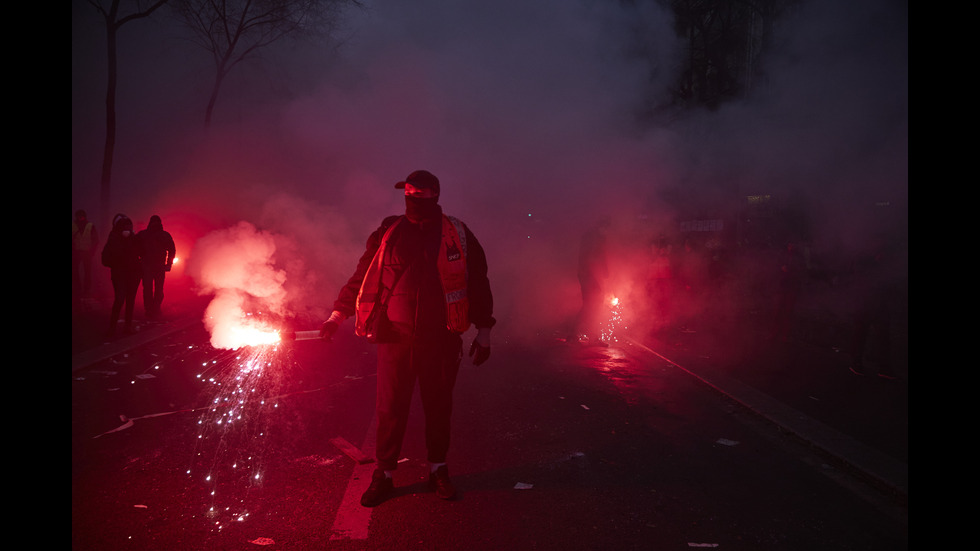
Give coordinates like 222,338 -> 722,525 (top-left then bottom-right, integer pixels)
602,295 -> 626,343
204,293 -> 283,348
189,222 -> 289,349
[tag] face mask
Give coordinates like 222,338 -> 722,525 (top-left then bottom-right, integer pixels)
405,196 -> 440,222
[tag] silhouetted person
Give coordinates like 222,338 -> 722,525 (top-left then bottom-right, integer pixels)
672,236 -> 706,332
138,215 -> 176,319
771,240 -> 807,341
848,241 -> 896,379
102,215 -> 141,336
575,216 -> 611,344
319,170 -> 495,507
72,209 -> 99,295
646,235 -> 673,333
700,236 -> 732,332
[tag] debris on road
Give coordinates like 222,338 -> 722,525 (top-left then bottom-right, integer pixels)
330,436 -> 373,464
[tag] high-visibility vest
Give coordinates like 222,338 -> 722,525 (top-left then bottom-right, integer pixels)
355,215 -> 471,338
72,222 -> 95,252
439,215 -> 471,334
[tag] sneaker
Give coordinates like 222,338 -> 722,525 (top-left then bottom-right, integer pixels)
428,465 -> 456,500
361,469 -> 393,507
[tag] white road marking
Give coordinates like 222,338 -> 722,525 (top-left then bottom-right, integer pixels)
329,414 -> 378,540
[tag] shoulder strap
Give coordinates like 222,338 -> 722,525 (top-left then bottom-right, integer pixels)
445,215 -> 467,257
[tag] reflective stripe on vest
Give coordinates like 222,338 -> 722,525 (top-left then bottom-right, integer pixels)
440,216 -> 470,334
354,218 -> 404,338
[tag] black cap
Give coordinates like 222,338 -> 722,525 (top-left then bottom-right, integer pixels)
395,170 -> 440,194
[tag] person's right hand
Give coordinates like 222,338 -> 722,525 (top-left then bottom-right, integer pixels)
319,311 -> 345,341
320,320 -> 339,340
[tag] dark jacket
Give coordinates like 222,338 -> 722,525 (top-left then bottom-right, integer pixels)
102,219 -> 141,277
138,216 -> 176,271
578,224 -> 609,284
334,209 -> 495,340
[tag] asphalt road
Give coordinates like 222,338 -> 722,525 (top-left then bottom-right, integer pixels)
72,305 -> 907,550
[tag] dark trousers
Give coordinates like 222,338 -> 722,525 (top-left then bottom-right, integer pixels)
771,282 -> 801,341
110,270 -> 141,331
73,251 -> 94,293
850,299 -> 891,374
375,332 -> 462,471
142,266 -> 166,316
576,275 -> 603,337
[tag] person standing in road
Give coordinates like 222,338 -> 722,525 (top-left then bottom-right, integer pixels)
102,214 -> 141,336
72,209 -> 99,295
320,170 -> 496,507
646,234 -> 674,334
771,239 -> 807,342
847,238 -> 897,379
138,215 -> 176,319
575,216 -> 611,344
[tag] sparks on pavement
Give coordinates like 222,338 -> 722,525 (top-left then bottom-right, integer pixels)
186,330 -> 296,531
601,296 -> 626,343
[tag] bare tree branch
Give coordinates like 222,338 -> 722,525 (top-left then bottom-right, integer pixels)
173,0 -> 359,127
84,0 -> 171,223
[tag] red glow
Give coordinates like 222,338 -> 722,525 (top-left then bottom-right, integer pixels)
231,324 -> 281,347
209,318 -> 282,349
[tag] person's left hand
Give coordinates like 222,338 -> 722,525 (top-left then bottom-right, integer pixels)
469,327 -> 492,366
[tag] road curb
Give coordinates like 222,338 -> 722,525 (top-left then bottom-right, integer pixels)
71,317 -> 200,374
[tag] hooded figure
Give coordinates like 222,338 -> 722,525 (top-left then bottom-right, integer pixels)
137,215 -> 176,319
102,215 -> 141,335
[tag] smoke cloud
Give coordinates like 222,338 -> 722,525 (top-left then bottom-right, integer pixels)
72,0 -> 907,343
188,222 -> 290,349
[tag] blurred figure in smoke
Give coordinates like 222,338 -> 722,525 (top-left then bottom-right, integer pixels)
320,170 -> 495,507
770,239 -> 808,342
72,209 -> 98,295
575,216 -> 611,345
847,238 -> 897,379
101,214 -> 141,336
646,234 -> 673,334
700,236 -> 735,333
138,215 -> 176,319
672,236 -> 705,332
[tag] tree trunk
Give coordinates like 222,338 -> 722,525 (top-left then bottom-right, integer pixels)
204,70 -> 226,128
100,19 -> 118,222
